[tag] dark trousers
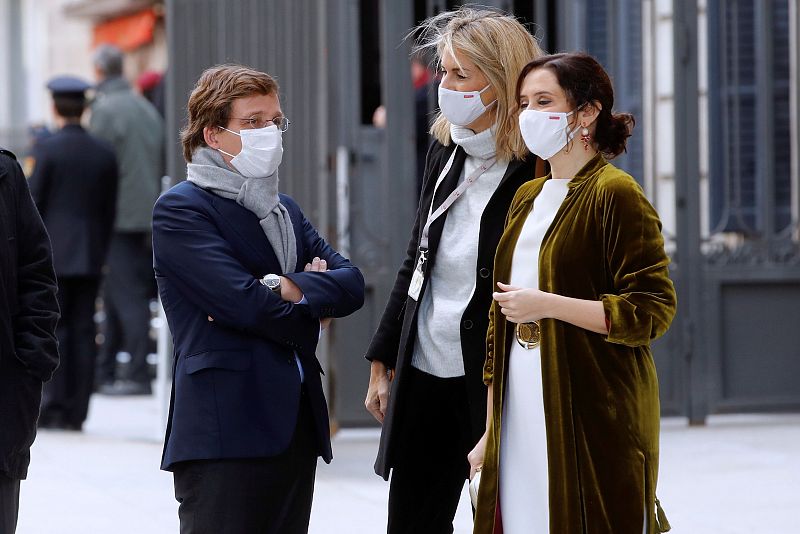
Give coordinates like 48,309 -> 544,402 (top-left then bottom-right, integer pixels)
0,474 -> 20,534
41,276 -> 100,428
173,390 -> 318,534
388,367 -> 474,534
97,232 -> 154,385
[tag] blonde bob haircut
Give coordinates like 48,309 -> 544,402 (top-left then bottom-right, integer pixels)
412,7 -> 544,162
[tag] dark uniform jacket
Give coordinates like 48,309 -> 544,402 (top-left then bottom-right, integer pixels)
0,149 -> 60,479
28,124 -> 118,277
153,181 -> 365,470
364,141 -> 538,480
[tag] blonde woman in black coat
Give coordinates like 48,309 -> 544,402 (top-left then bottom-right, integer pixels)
363,8 -> 545,533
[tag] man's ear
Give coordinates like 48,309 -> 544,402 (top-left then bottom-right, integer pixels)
203,125 -> 221,149
581,100 -> 602,128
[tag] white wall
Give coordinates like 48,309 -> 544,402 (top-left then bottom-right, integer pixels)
642,0 -> 711,247
22,0 -> 94,127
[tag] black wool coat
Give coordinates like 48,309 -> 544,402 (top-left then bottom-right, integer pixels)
364,140 -> 538,479
0,149 -> 60,480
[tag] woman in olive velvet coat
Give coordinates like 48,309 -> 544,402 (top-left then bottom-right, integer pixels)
469,53 -> 677,534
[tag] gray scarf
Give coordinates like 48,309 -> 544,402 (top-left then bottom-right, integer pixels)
186,147 -> 297,273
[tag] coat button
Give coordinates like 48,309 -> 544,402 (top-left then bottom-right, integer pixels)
479,267 -> 490,279
463,319 -> 473,330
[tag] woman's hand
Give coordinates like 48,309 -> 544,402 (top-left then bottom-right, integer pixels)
492,282 -> 554,324
468,432 -> 488,480
365,360 -> 393,423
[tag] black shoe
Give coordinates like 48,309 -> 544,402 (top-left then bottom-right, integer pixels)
38,414 -> 82,431
38,413 -> 65,430
94,378 -> 115,393
98,379 -> 152,396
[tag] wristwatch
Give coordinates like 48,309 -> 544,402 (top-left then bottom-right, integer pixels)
259,273 -> 281,294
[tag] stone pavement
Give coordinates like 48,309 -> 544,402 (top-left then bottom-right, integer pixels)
15,394 -> 800,533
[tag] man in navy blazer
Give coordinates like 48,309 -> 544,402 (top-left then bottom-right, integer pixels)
152,65 -> 365,534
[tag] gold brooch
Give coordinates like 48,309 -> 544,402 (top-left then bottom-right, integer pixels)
515,321 -> 541,349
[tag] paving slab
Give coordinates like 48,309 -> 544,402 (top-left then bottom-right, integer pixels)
15,395 -> 800,533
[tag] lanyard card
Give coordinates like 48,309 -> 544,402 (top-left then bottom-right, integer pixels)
408,248 -> 428,301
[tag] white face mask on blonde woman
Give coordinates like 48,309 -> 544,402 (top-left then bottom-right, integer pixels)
438,84 -> 495,127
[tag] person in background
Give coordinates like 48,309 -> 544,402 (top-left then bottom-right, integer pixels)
0,148 -> 60,533
136,70 -> 165,118
153,64 -> 365,533
21,125 -> 53,177
470,52 -> 677,534
90,44 -> 165,396
28,76 -> 118,431
363,8 -> 544,533
371,53 -> 439,199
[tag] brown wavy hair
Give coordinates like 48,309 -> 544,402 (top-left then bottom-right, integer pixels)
180,65 -> 278,162
515,52 -> 634,158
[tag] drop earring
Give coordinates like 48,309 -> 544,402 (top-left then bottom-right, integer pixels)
581,125 -> 591,151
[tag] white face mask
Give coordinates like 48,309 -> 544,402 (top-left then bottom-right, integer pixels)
518,108 -> 581,160
218,124 -> 283,178
438,84 -> 495,127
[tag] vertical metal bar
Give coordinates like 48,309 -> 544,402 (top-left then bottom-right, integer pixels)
165,0 -> 180,184
534,1 -> 551,50
707,0 -> 727,232
558,0 -> 586,52
756,1 -> 776,238
427,0 -> 447,17
156,174 -> 174,438
642,0 -> 656,199
335,146 -> 351,260
792,0 -> 800,238
380,0 -> 416,257
6,0 -> 26,151
673,0 -> 706,425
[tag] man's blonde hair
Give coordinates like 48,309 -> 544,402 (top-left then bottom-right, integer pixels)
412,7 -> 544,162
181,64 -> 278,162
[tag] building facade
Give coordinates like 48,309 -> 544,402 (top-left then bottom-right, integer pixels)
4,0 -> 796,426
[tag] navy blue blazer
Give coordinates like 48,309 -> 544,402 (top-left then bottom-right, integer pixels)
152,181 -> 364,470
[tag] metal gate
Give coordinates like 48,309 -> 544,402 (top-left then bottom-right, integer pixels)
166,0 -> 800,427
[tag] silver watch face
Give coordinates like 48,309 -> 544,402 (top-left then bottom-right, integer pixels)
262,274 -> 280,290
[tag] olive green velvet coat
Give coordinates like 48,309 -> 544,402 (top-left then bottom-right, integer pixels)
474,154 -> 676,534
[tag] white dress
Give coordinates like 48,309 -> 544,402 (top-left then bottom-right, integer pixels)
499,178 -> 570,534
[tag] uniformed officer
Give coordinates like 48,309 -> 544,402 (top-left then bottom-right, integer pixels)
28,75 -> 118,431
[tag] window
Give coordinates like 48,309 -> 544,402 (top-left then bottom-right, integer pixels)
584,0 -> 645,183
709,0 -> 792,235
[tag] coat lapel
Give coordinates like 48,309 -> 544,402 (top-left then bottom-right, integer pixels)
209,194 -> 284,272
423,145 -> 467,256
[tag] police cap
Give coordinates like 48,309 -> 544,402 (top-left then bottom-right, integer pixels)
46,75 -> 92,97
